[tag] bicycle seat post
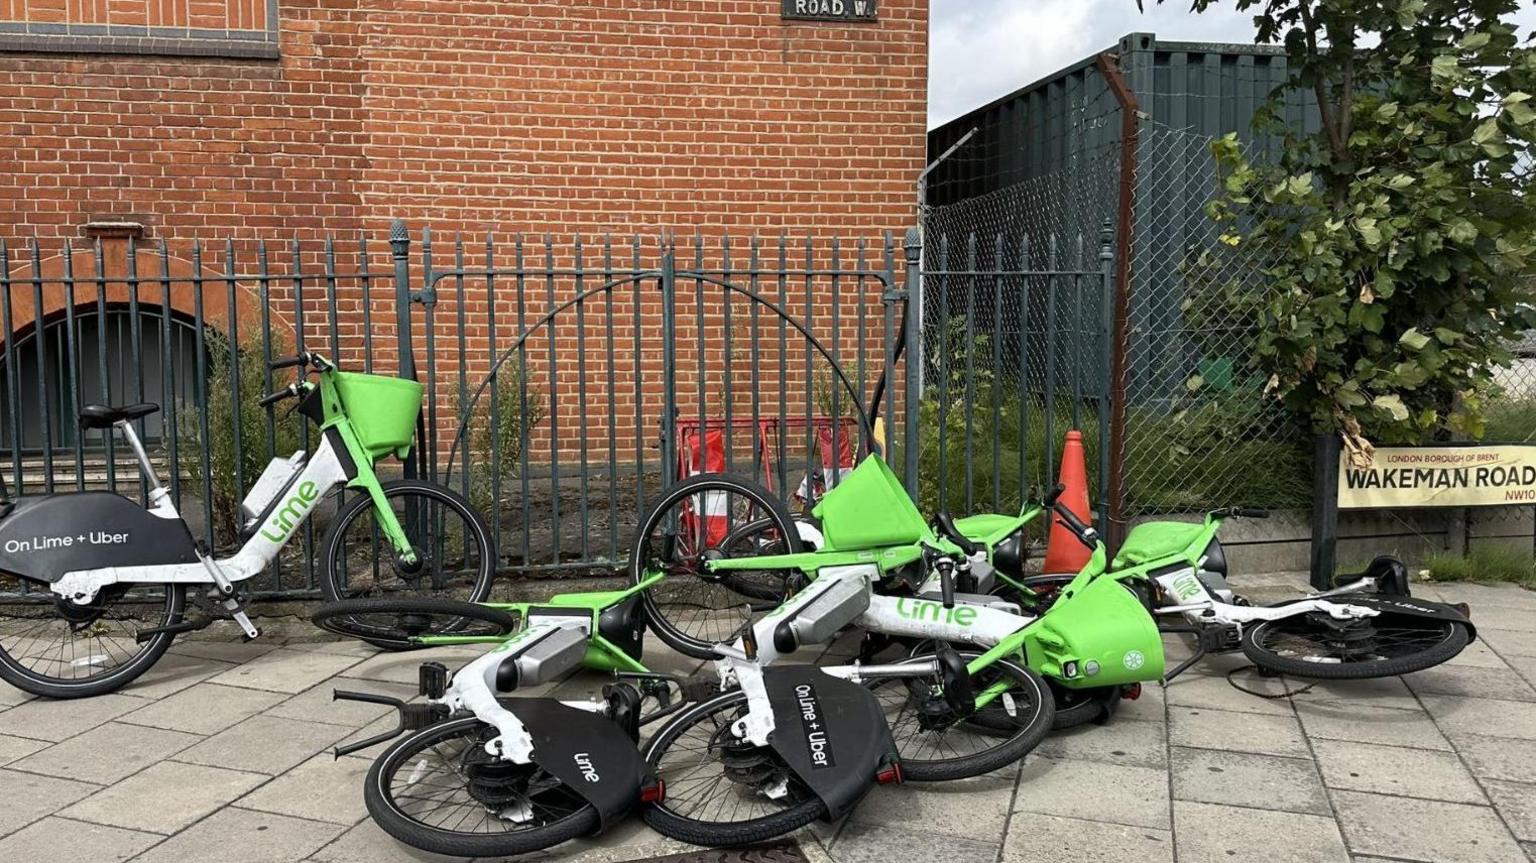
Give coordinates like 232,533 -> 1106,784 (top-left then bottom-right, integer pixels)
115,419 -> 168,502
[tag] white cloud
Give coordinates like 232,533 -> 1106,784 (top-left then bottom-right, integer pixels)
929,0 -> 1536,129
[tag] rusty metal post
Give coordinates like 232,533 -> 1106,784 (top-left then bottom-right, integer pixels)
1096,51 -> 1139,554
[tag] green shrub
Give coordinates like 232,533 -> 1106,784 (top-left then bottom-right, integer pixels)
457,357 -> 547,516
173,329 -> 304,549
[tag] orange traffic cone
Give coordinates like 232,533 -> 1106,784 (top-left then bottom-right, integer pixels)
1041,430 -> 1094,574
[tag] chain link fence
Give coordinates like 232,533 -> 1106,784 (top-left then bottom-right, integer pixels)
1118,121 -> 1313,518
917,145 -> 1119,520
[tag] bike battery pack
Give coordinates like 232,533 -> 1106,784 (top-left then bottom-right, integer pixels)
775,565 -> 872,654
240,452 -> 307,529
496,626 -> 589,691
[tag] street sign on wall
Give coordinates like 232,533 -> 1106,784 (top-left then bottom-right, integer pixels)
1338,444 -> 1536,509
782,0 -> 878,23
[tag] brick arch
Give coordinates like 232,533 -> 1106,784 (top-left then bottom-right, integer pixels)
1,240 -> 279,345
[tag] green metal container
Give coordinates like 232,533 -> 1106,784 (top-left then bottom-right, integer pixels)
812,456 -> 930,552
1023,574 -> 1164,688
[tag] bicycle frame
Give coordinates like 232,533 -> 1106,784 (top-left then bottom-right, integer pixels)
50,358 -> 414,606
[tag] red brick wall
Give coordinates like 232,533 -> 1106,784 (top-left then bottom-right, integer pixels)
0,0 -> 928,241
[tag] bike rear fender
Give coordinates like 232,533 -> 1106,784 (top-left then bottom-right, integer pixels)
502,697 -> 656,831
763,666 -> 897,821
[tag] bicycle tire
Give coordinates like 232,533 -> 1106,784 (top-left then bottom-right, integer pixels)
364,716 -> 600,857
870,650 -> 1055,782
1241,614 -> 1470,680
630,474 -> 802,659
310,597 -> 517,649
0,581 -> 187,699
318,480 -> 495,648
641,690 -> 829,847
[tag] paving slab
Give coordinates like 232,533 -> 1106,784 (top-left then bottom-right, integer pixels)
236,753 -> 371,826
0,683 -> 35,708
9,721 -> 200,785
175,714 -> 350,775
1403,664 -> 1536,702
1173,800 -> 1349,863
0,693 -> 146,741
1506,653 -> 1536,690
265,680 -> 417,728
115,651 -> 234,700
0,815 -> 160,863
1420,695 -> 1536,740
1034,714 -> 1168,768
209,647 -> 367,695
1164,671 -> 1296,716
1013,757 -> 1170,830
847,767 -> 1017,839
1170,746 -> 1331,817
0,767 -> 100,837
830,821 -> 997,863
1441,639 -> 1515,669
121,682 -> 287,735
0,732 -> 47,766
1332,789 -> 1526,863
1482,779 -> 1536,843
1289,675 -> 1424,711
1450,733 -> 1536,783
523,812 -> 696,863
130,806 -> 344,863
307,818 -> 466,863
1310,738 -> 1486,804
1293,700 -> 1452,751
1169,705 -> 1310,758
166,639 -> 279,664
60,761 -> 267,834
999,812 -> 1173,863
337,646 -> 484,685
1480,627 -> 1536,658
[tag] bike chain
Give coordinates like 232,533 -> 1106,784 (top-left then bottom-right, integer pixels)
1224,664 -> 1318,700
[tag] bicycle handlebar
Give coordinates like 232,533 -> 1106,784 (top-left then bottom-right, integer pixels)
268,354 -> 309,370
931,512 -> 981,556
1050,501 -> 1099,551
258,384 -> 300,408
1211,507 -> 1269,519
1042,482 -> 1066,507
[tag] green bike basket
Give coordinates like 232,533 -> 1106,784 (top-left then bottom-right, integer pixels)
334,372 -> 423,460
811,456 -> 929,551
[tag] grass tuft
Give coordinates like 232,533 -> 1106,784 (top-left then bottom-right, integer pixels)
1424,546 -> 1536,589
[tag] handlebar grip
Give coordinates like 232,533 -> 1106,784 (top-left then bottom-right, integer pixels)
1234,508 -> 1270,519
268,354 -> 308,370
1042,482 -> 1067,507
1052,503 -> 1099,550
940,570 -> 956,609
258,386 -> 295,408
932,512 -> 981,556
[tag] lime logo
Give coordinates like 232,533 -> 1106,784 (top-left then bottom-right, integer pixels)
894,597 -> 977,627
1170,572 -> 1203,601
1123,650 -> 1145,671
259,481 -> 320,542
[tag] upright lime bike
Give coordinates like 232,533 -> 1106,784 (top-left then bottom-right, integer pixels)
0,351 -> 492,698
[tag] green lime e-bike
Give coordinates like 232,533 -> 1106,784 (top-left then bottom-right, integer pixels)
0,351 -> 493,698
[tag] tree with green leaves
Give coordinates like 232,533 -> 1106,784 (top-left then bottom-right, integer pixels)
1155,0 -> 1536,461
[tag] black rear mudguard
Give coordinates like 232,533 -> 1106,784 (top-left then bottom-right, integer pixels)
500,697 -> 655,832
0,493 -> 199,584
763,665 -> 898,821
1268,593 -> 1477,643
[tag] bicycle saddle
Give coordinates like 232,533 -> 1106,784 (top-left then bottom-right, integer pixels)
79,403 -> 160,429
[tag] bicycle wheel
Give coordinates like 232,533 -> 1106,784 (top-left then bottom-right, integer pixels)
319,480 -> 495,617
1241,612 -> 1471,679
311,598 -> 517,649
641,690 -> 828,847
631,475 -> 801,659
866,650 -> 1054,781
364,716 -> 600,857
0,575 -> 186,699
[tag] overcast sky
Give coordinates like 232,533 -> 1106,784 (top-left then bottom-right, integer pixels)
928,0 -> 1536,128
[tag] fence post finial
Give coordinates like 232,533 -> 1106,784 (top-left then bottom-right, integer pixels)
903,226 -> 922,264
1099,219 -> 1114,261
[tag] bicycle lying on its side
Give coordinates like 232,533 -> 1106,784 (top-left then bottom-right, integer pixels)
0,351 -> 493,699
314,576 -> 920,853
